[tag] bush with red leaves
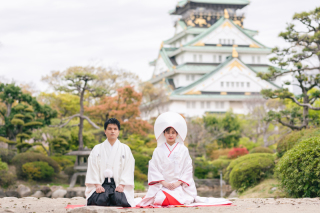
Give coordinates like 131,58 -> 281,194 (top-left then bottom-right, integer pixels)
228,147 -> 249,159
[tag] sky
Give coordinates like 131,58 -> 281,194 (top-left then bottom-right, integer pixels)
0,0 -> 319,92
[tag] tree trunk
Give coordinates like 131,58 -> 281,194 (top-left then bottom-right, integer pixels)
303,94 -> 309,128
78,88 -> 85,150
5,103 -> 12,117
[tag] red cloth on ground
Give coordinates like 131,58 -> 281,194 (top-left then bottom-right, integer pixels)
161,191 -> 182,206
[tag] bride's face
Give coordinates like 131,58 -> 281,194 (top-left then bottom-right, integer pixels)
164,127 -> 177,144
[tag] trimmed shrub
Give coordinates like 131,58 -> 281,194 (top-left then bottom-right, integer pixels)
12,152 -> 60,179
276,137 -> 320,198
210,148 -> 231,160
64,165 -> 75,180
277,128 -> 320,157
228,147 -> 248,159
0,170 -> 17,188
0,148 -> 16,164
229,153 -> 275,192
0,159 -> 8,171
250,147 -> 273,154
211,159 -> 231,178
134,168 -> 147,182
51,156 -> 74,170
225,153 -> 275,182
22,161 -> 55,181
194,158 -> 218,179
133,154 -> 151,175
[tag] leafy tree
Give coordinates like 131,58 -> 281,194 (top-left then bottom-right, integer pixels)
0,83 -> 57,150
139,82 -> 169,118
42,66 -> 139,150
86,86 -> 152,138
202,111 -> 241,148
257,7 -> 320,130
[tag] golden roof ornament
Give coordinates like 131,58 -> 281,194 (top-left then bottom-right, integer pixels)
224,9 -> 229,19
232,47 -> 238,58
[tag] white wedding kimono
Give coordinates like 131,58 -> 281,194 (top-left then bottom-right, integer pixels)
137,142 -> 232,207
85,139 -> 135,207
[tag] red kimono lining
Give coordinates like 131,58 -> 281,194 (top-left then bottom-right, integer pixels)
148,180 -> 164,185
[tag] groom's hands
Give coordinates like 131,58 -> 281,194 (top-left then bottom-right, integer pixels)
160,181 -> 182,190
115,184 -> 124,192
94,184 -> 105,193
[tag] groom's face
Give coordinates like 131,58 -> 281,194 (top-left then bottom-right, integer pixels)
105,124 -> 119,140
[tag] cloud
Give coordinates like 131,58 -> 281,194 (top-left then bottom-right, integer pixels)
0,0 -> 318,91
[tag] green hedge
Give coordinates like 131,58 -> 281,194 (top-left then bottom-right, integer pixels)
51,155 -> 74,170
229,153 -> 275,192
12,152 -> 60,179
225,153 -> 274,183
0,170 -> 17,188
277,128 -> 320,157
0,159 -> 8,171
211,159 -> 231,178
133,154 -> 151,175
22,161 -> 55,181
194,158 -> 218,179
276,137 -> 320,198
0,148 -> 16,164
250,147 -> 273,154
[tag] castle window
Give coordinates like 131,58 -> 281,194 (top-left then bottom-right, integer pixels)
213,55 -> 216,62
257,56 -> 260,63
228,39 -> 230,44
215,102 -> 219,108
192,102 -> 196,109
220,102 -> 224,108
201,101 -> 205,109
221,82 -> 224,87
226,82 -> 229,87
191,75 -> 195,81
206,101 -> 211,108
252,56 -> 255,64
186,102 -> 190,109
241,82 -> 244,87
194,54 -> 197,62
236,82 -> 239,87
232,39 -> 235,44
224,39 -> 226,44
247,82 -> 250,87
186,75 -> 190,81
199,55 -> 203,62
219,55 -> 222,62
219,39 -> 221,44
231,82 -> 234,87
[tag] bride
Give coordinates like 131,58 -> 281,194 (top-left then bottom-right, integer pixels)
137,111 -> 231,206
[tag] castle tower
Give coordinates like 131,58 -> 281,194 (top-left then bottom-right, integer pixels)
142,0 -> 280,118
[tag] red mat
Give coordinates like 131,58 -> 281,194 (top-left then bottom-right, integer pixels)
65,204 -> 233,209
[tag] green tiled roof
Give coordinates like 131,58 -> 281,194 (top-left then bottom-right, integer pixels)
184,17 -> 268,48
175,0 -> 249,9
171,57 -> 280,96
168,45 -> 271,57
243,28 -> 259,37
159,48 -> 174,71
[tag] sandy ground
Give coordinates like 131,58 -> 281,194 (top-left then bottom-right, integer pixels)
0,197 -> 319,213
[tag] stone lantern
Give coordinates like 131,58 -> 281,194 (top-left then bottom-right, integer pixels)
66,147 -> 91,188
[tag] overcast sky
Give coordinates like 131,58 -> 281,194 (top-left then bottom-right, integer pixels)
0,0 -> 319,92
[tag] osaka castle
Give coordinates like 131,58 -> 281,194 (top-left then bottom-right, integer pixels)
142,0 -> 281,119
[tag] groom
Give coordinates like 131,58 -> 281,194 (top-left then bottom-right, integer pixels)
85,118 -> 135,207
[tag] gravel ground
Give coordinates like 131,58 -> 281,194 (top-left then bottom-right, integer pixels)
1,197 -> 319,213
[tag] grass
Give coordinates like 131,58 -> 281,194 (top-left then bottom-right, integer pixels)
239,179 -> 288,198
134,181 -> 146,192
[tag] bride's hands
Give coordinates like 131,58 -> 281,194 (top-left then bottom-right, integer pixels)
171,181 -> 182,190
160,181 -> 182,190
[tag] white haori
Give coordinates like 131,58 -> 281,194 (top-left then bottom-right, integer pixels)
85,139 -> 135,207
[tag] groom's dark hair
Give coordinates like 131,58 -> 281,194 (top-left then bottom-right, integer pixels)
104,118 -> 120,130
